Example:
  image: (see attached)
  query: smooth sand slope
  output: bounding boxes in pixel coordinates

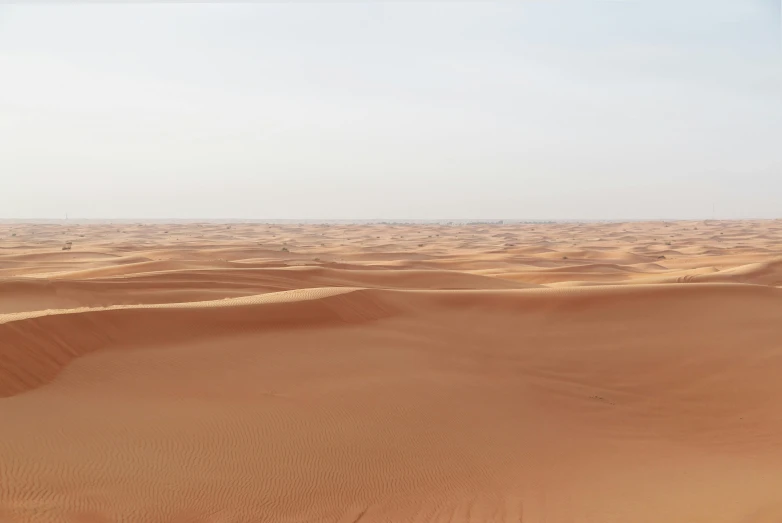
[2,220,782,523]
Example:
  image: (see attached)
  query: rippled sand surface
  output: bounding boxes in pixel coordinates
[2,220,782,523]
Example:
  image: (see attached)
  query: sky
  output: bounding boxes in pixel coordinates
[0,0,780,220]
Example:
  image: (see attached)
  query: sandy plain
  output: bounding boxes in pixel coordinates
[1,219,782,523]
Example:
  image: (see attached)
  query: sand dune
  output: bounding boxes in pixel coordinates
[2,220,782,522]
[0,267,533,314]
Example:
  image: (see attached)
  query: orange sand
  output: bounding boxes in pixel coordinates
[1,220,782,523]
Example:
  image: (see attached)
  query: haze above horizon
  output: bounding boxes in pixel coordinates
[1,1,780,220]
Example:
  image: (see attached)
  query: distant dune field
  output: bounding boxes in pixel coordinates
[2,220,782,523]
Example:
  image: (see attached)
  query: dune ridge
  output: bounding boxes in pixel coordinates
[3,282,777,398]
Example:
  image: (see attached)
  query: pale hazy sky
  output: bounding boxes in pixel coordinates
[1,1,780,220]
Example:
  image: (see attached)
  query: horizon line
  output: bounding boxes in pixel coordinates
[2,218,780,223]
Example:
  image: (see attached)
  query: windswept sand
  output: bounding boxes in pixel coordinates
[2,220,782,523]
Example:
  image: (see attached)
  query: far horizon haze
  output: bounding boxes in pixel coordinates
[1,1,780,220]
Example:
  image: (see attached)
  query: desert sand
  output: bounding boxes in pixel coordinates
[2,219,782,523]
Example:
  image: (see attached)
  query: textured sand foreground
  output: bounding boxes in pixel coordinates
[2,220,782,523]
